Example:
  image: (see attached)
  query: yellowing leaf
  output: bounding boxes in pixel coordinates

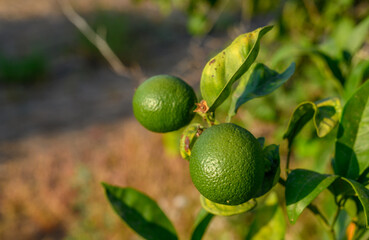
[200,26,273,112]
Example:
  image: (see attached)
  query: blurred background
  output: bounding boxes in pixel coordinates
[0,0,368,239]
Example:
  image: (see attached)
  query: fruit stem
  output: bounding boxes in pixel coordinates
[285,141,293,177]
[196,111,219,127]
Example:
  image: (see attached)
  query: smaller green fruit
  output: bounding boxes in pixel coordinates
[133,75,197,133]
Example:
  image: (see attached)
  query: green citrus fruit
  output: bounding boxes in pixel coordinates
[132,75,197,133]
[190,123,264,205]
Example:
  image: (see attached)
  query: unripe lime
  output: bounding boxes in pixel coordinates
[190,123,264,205]
[133,75,197,133]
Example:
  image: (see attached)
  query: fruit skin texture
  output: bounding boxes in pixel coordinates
[190,123,264,205]
[133,75,197,133]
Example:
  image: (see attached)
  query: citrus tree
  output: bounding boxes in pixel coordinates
[102,25,369,239]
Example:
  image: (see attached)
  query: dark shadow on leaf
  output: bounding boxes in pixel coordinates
[337,123,344,139]
[317,106,336,120]
[285,169,338,208]
[334,142,359,179]
[328,178,355,197]
[358,167,369,185]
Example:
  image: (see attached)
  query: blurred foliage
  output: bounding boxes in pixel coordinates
[77,11,181,66]
[77,12,146,65]
[0,51,47,85]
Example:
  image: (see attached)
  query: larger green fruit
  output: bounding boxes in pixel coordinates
[133,75,197,133]
[190,123,264,205]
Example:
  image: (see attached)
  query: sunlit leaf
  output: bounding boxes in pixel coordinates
[343,60,369,101]
[191,208,214,240]
[228,62,295,119]
[102,183,177,240]
[334,80,369,179]
[200,195,256,216]
[285,169,339,223]
[246,192,285,240]
[200,25,273,112]
[226,64,256,121]
[283,98,341,145]
[347,15,369,54]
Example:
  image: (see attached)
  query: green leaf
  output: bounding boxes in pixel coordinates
[343,198,367,230]
[328,177,356,199]
[343,60,369,101]
[226,64,256,121]
[257,137,265,148]
[228,62,295,119]
[344,198,359,220]
[102,183,178,240]
[269,44,301,68]
[245,192,285,240]
[358,167,369,186]
[200,195,256,216]
[340,178,369,228]
[200,25,273,112]
[179,123,204,160]
[285,169,339,223]
[283,97,341,145]
[346,15,369,54]
[312,50,345,85]
[334,80,369,179]
[254,144,281,198]
[191,208,214,240]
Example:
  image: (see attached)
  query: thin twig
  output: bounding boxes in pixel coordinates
[198,0,230,46]
[331,197,347,230]
[331,206,341,230]
[302,0,321,25]
[278,177,286,186]
[57,0,133,78]
[285,141,293,176]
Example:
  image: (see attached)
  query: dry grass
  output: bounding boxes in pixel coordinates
[0,118,203,239]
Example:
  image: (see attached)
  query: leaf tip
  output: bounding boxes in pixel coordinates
[290,62,296,70]
[262,25,274,32]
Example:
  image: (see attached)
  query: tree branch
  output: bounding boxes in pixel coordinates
[57,0,135,78]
